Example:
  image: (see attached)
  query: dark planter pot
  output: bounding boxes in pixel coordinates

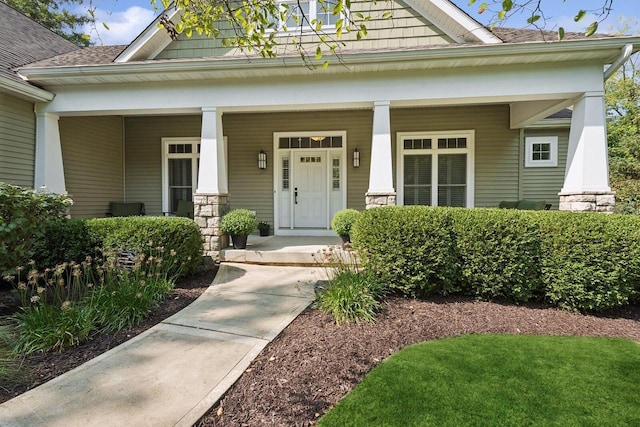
[259,226,270,237]
[231,234,248,249]
[340,235,350,248]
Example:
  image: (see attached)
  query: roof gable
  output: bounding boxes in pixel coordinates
[116,0,500,63]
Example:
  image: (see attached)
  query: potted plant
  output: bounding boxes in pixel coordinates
[257,221,270,236]
[220,209,257,249]
[330,209,361,246]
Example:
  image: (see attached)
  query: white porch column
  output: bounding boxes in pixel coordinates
[194,107,230,262]
[559,92,615,213]
[34,112,66,194]
[197,107,228,194]
[366,101,396,208]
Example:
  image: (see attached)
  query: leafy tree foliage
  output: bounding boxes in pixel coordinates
[2,0,91,46]
[468,0,615,38]
[606,51,640,213]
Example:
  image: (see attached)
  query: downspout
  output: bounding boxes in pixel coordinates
[604,43,633,81]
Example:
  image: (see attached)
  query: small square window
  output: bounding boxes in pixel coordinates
[525,136,558,167]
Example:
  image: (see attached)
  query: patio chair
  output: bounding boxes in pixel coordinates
[163,200,194,218]
[175,200,194,218]
[107,202,145,217]
[498,200,549,211]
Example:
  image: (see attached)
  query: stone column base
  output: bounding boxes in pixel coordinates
[194,193,230,263]
[365,192,396,209]
[558,191,615,213]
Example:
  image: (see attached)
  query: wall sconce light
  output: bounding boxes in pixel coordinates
[258,150,267,169]
[353,148,360,168]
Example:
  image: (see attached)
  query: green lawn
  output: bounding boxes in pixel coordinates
[319,334,640,427]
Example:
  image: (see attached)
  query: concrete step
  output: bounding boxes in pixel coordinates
[220,236,343,266]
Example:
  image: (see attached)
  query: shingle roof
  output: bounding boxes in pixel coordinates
[18,25,613,69]
[490,27,614,43]
[0,2,78,84]
[22,45,127,68]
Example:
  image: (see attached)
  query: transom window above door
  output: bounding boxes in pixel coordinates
[279,135,343,149]
[397,131,475,208]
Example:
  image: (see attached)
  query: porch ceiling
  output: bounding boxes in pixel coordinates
[18,37,640,87]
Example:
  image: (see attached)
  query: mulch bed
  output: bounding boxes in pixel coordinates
[197,296,640,427]
[0,268,216,404]
[2,273,638,426]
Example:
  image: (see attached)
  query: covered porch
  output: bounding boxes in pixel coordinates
[26,41,623,261]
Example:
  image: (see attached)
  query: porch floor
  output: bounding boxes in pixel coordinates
[220,236,342,265]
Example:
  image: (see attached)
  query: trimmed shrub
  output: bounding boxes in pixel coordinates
[330,209,361,236]
[0,183,72,275]
[220,209,257,236]
[451,208,543,301]
[351,206,460,297]
[31,219,97,269]
[86,216,203,277]
[352,206,640,312]
[531,212,640,312]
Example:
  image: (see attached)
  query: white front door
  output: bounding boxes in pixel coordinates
[293,151,327,228]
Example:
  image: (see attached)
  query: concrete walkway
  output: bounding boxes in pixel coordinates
[0,263,322,427]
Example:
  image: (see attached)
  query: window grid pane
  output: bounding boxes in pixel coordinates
[404,138,432,150]
[168,158,193,212]
[316,0,338,25]
[437,154,466,207]
[404,154,432,206]
[332,157,340,190]
[532,143,551,161]
[438,138,466,149]
[282,157,290,190]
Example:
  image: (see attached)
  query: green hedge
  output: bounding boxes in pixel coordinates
[31,219,97,269]
[86,217,203,277]
[452,209,543,302]
[531,211,640,311]
[351,206,460,297]
[351,206,640,312]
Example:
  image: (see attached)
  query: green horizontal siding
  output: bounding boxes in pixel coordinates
[521,128,569,209]
[156,0,452,60]
[124,116,202,216]
[0,93,35,187]
[60,116,124,218]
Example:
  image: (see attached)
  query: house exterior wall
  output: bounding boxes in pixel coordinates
[391,104,520,208]
[521,127,569,209]
[59,116,124,217]
[124,115,202,215]
[155,0,452,60]
[119,107,567,223]
[121,111,371,223]
[0,93,35,187]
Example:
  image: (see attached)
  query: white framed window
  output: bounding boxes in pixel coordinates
[162,138,200,214]
[275,0,342,32]
[397,131,475,208]
[525,136,558,167]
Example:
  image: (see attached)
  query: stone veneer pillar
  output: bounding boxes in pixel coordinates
[194,193,230,263]
[365,192,396,209]
[558,191,615,213]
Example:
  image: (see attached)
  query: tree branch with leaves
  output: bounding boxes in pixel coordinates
[468,0,615,39]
